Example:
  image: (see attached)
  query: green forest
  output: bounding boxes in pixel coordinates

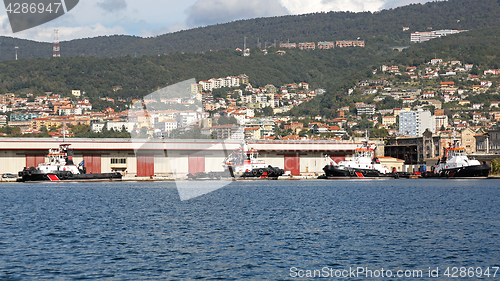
[1,0,500,61]
[0,42,396,112]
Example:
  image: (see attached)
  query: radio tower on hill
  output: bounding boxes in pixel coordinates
[53,29,60,57]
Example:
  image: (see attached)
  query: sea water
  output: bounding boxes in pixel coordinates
[1,179,499,280]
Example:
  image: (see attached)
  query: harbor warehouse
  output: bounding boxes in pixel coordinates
[0,139,359,177]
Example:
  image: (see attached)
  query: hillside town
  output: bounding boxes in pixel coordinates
[1,57,499,164]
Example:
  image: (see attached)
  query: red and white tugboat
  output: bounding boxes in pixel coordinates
[18,144,122,182]
[223,142,284,178]
[426,140,490,178]
[322,141,397,178]
[187,142,284,179]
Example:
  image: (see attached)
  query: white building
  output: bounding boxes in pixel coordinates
[91,122,106,132]
[399,110,435,137]
[200,81,213,92]
[411,29,467,43]
[209,78,224,89]
[356,103,376,116]
[176,111,207,128]
[107,121,134,133]
[0,115,7,126]
[155,119,178,132]
[58,107,83,116]
[72,90,81,97]
[432,115,449,131]
[76,101,92,111]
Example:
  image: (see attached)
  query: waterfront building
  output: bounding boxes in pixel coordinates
[0,138,360,177]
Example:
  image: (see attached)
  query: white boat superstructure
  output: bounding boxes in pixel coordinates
[325,141,389,175]
[433,145,481,174]
[223,142,270,176]
[36,144,81,175]
[427,140,490,178]
[187,142,284,179]
[18,143,122,182]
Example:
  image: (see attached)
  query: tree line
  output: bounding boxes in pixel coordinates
[1,0,500,61]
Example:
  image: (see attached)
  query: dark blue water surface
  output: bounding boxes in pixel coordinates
[1,179,500,280]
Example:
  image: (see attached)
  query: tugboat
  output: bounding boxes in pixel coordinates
[425,140,490,178]
[187,142,284,180]
[18,144,122,182]
[321,141,396,178]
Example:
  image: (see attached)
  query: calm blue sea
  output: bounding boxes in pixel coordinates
[1,179,499,280]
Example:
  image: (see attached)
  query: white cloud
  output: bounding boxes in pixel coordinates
[0,22,127,42]
[183,0,402,28]
[57,24,127,40]
[185,0,289,27]
[380,0,439,9]
[0,14,11,33]
[279,0,385,14]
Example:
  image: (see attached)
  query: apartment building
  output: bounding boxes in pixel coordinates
[336,40,365,47]
[317,42,335,49]
[298,43,316,50]
[399,110,435,137]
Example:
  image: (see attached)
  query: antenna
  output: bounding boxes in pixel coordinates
[53,29,60,57]
[15,46,18,60]
[243,36,250,57]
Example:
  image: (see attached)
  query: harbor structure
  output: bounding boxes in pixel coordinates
[0,138,360,177]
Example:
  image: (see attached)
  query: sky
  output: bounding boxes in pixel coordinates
[0,0,437,42]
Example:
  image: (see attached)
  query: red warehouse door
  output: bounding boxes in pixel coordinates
[137,154,154,177]
[26,154,45,168]
[188,155,205,175]
[284,154,300,176]
[83,155,101,174]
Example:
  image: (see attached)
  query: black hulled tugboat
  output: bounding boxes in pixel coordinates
[187,142,284,180]
[322,141,397,178]
[18,144,122,182]
[425,140,490,178]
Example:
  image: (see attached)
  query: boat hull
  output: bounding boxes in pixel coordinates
[426,164,490,178]
[323,165,395,178]
[187,166,285,180]
[18,170,122,182]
